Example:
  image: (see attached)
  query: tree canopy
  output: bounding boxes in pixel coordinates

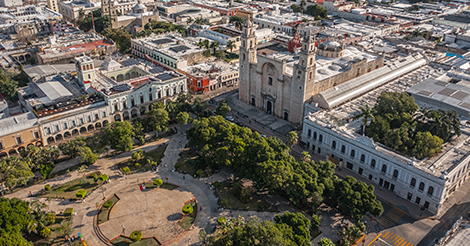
[363,92,460,159]
[305,5,327,20]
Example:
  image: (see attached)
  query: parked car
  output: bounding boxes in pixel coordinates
[225,116,234,122]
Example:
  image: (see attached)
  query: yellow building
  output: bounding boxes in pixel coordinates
[235,9,253,21]
[0,112,43,158]
[46,0,58,12]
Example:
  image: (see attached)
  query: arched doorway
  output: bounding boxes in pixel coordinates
[47,137,55,145]
[123,111,130,121]
[8,149,17,156]
[284,112,289,121]
[0,152,7,158]
[131,71,138,78]
[114,114,122,121]
[103,120,109,126]
[87,125,94,131]
[125,73,131,80]
[36,141,43,147]
[64,132,72,138]
[17,146,25,153]
[80,127,87,133]
[140,107,146,115]
[266,101,272,114]
[251,98,255,106]
[72,129,79,135]
[117,74,124,82]
[55,134,63,141]
[95,122,102,129]
[131,109,138,118]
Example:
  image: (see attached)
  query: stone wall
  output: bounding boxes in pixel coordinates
[182,51,208,66]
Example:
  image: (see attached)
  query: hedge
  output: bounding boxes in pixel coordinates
[103,200,114,208]
[153,178,163,186]
[64,208,73,217]
[100,174,108,182]
[44,184,51,191]
[76,189,86,199]
[130,231,142,242]
[182,204,193,215]
[122,166,130,174]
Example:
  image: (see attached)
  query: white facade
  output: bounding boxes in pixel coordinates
[0,0,21,7]
[302,115,470,214]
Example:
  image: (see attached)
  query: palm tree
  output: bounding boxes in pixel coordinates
[226,40,236,53]
[318,238,335,246]
[78,8,85,19]
[354,105,375,136]
[210,41,219,54]
[300,0,306,13]
[28,201,51,237]
[415,107,430,122]
[300,151,311,162]
[286,131,298,148]
[195,17,205,25]
[186,17,193,25]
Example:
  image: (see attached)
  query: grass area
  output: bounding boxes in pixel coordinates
[179,200,197,230]
[110,236,161,246]
[117,145,168,173]
[224,52,239,62]
[175,148,199,176]
[37,173,102,200]
[215,181,278,212]
[28,216,74,246]
[97,195,120,224]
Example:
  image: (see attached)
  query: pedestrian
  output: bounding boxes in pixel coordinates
[183,176,185,180]
[200,206,202,211]
[380,186,383,191]
[29,191,32,196]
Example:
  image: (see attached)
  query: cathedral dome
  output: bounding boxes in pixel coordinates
[132,2,147,14]
[101,58,121,71]
[324,41,340,48]
[317,40,345,58]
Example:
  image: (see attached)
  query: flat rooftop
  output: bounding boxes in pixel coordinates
[307,64,470,177]
[0,112,38,136]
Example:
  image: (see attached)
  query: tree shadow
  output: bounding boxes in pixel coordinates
[167,213,183,221]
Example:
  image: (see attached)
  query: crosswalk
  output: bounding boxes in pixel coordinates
[378,207,406,228]
[380,231,413,246]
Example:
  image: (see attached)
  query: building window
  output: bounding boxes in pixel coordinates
[313,132,317,140]
[419,182,425,192]
[63,123,68,129]
[268,77,273,85]
[381,164,387,173]
[427,186,434,196]
[318,147,321,154]
[131,99,135,107]
[0,142,3,150]
[360,154,365,163]
[319,134,323,143]
[197,81,201,87]
[350,149,355,158]
[34,132,40,139]
[393,170,398,179]
[332,141,336,150]
[45,127,51,134]
[79,118,83,124]
[95,114,99,120]
[16,136,22,144]
[149,93,153,101]
[341,145,345,154]
[102,112,106,117]
[346,162,353,170]
[307,129,311,137]
[140,96,144,104]
[371,159,376,169]
[407,192,412,201]
[72,120,76,127]
[415,196,421,205]
[87,116,91,122]
[54,125,59,132]
[410,178,416,187]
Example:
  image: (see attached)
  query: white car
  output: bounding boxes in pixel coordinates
[226,116,234,122]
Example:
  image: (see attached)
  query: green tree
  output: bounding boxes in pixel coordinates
[226,40,236,53]
[305,5,328,19]
[28,201,51,237]
[318,238,335,246]
[39,161,55,179]
[412,132,443,159]
[79,146,98,164]
[192,97,208,116]
[0,198,31,237]
[291,4,302,13]
[101,28,133,53]
[203,49,211,57]
[147,102,170,137]
[354,105,375,136]
[0,232,32,245]
[286,131,298,148]
[275,212,312,246]
[0,70,19,101]
[186,17,193,24]
[300,151,311,162]
[101,121,135,152]
[58,137,86,158]
[0,157,34,188]
[215,100,231,117]
[176,111,190,125]
[229,16,245,30]
[374,92,418,117]
[131,149,144,163]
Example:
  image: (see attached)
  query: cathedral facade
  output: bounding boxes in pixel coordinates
[238,21,385,125]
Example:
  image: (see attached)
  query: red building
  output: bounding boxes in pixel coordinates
[187,74,210,93]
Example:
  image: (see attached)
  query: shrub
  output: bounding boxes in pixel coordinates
[76,189,86,199]
[175,162,182,170]
[232,182,242,197]
[213,181,222,188]
[130,231,142,242]
[221,199,228,207]
[44,184,51,191]
[153,178,163,187]
[240,187,252,204]
[203,49,211,57]
[103,200,114,208]
[100,174,108,182]
[122,166,130,175]
[182,204,194,215]
[135,163,141,168]
[40,227,51,238]
[196,169,205,178]
[91,173,98,182]
[217,217,227,225]
[47,213,56,223]
[64,208,73,217]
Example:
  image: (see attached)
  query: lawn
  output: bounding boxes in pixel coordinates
[28,216,74,246]
[215,181,278,212]
[175,148,199,175]
[110,236,161,246]
[145,182,179,191]
[97,195,120,224]
[37,173,102,200]
[118,145,167,173]
[179,200,197,230]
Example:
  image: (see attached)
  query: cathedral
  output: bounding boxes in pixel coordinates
[238,20,385,125]
[101,0,159,35]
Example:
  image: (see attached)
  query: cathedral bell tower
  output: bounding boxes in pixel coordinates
[238,18,257,106]
[291,29,317,123]
[101,0,108,17]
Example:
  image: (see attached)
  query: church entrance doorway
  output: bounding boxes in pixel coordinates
[267,101,272,114]
[251,98,256,106]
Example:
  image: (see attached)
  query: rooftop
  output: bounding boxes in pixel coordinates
[0,112,38,136]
